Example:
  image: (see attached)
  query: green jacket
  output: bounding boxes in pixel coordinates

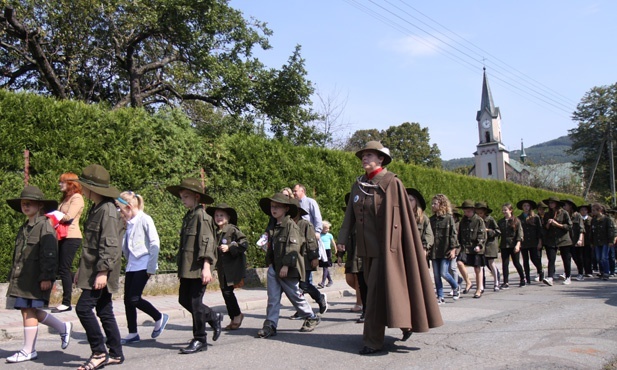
[177,205,216,279]
[429,214,459,259]
[482,215,501,258]
[458,214,487,255]
[78,199,125,293]
[214,224,247,286]
[543,209,572,247]
[297,219,319,272]
[266,215,305,281]
[591,214,616,246]
[518,213,543,249]
[569,212,585,247]
[7,216,58,301]
[418,213,434,252]
[498,218,523,249]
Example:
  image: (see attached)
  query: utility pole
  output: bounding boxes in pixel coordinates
[609,119,616,207]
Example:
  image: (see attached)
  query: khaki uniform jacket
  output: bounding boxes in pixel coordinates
[177,205,216,279]
[543,209,572,247]
[214,224,247,286]
[483,215,501,258]
[582,215,592,246]
[297,219,319,273]
[77,199,124,293]
[569,212,585,247]
[591,214,616,246]
[338,169,443,331]
[7,216,58,301]
[458,214,487,255]
[518,214,543,249]
[266,215,305,281]
[417,214,434,252]
[498,218,523,249]
[428,214,459,259]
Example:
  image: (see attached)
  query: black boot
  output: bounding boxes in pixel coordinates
[209,312,223,341]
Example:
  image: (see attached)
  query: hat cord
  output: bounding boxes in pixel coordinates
[79,176,109,188]
[355,176,378,196]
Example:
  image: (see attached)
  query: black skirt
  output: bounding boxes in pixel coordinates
[464,254,486,267]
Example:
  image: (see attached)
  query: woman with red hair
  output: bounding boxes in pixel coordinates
[53,172,84,312]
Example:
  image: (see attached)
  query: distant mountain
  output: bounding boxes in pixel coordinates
[442,135,581,170]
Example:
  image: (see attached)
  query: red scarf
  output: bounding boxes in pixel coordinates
[367,167,383,180]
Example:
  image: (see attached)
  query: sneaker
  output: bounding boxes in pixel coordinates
[519,280,526,287]
[121,334,141,344]
[533,276,540,282]
[543,277,554,286]
[575,274,584,281]
[563,277,571,285]
[437,297,445,305]
[610,274,615,277]
[257,324,277,338]
[500,283,510,289]
[557,274,566,280]
[289,312,302,320]
[493,285,500,292]
[326,281,333,287]
[51,304,72,313]
[318,294,328,314]
[453,289,460,300]
[300,315,321,332]
[152,313,169,338]
[61,322,72,349]
[356,313,365,323]
[6,350,38,363]
[317,283,325,289]
[603,273,610,281]
[584,274,594,278]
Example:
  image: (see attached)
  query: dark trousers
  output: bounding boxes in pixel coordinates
[545,246,558,278]
[179,278,214,342]
[501,248,524,284]
[220,274,241,319]
[521,248,543,282]
[76,287,122,357]
[300,270,322,303]
[357,271,367,315]
[572,247,592,275]
[124,270,162,333]
[58,238,81,306]
[610,246,616,275]
[559,246,572,278]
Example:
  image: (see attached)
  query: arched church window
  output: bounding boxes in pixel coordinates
[488,163,493,175]
[485,131,491,143]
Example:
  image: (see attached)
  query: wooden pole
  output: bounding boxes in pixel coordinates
[24,149,30,186]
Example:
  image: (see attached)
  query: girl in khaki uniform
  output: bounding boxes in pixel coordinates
[6,186,72,363]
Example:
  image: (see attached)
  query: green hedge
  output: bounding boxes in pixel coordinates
[0,90,584,282]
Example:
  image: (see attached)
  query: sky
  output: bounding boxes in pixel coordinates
[230,0,617,160]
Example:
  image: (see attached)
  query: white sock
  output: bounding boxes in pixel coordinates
[125,332,139,339]
[154,318,163,331]
[38,310,66,333]
[23,326,38,353]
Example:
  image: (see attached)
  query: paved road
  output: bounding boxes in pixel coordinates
[1,273,616,369]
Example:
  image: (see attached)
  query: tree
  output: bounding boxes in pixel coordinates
[0,0,321,142]
[343,129,382,152]
[311,86,354,149]
[568,83,617,196]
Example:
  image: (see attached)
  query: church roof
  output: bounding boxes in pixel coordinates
[476,68,500,121]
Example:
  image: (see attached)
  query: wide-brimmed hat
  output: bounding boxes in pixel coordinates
[355,141,392,166]
[577,204,591,212]
[460,199,475,209]
[406,188,426,210]
[6,186,58,213]
[562,198,578,210]
[474,201,492,214]
[166,178,214,204]
[542,196,564,207]
[77,164,121,199]
[292,198,309,217]
[452,207,462,218]
[537,201,548,209]
[516,199,537,211]
[259,192,298,218]
[206,203,238,225]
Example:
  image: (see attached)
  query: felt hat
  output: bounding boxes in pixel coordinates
[292,198,309,217]
[206,203,238,225]
[355,141,392,166]
[459,199,475,209]
[405,188,426,210]
[166,178,214,204]
[259,192,298,218]
[577,203,591,213]
[537,201,548,209]
[562,198,578,210]
[542,196,564,207]
[516,199,537,211]
[6,186,58,213]
[452,207,462,218]
[474,201,492,214]
[77,164,121,199]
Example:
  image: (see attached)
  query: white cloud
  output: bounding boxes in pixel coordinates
[382,35,442,57]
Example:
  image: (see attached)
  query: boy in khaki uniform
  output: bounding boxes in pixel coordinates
[167,178,222,354]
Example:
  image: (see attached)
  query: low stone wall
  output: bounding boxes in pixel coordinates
[2,266,347,308]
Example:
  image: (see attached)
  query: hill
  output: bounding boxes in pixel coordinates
[442,135,581,170]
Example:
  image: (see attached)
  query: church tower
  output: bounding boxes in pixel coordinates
[473,68,510,180]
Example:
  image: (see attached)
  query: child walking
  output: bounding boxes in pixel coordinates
[167,178,222,354]
[318,220,336,288]
[206,203,248,330]
[257,192,321,338]
[5,186,72,363]
[116,191,169,344]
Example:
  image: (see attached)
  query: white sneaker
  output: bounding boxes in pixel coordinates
[533,276,540,282]
[575,274,584,281]
[448,289,454,297]
[543,277,554,286]
[7,350,38,363]
[558,274,566,280]
[563,277,571,285]
[61,322,72,349]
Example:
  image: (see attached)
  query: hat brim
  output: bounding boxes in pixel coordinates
[166,185,214,204]
[405,188,426,210]
[542,198,564,207]
[563,200,577,210]
[475,206,492,214]
[206,206,238,225]
[79,180,121,199]
[259,197,298,218]
[577,204,591,212]
[516,200,537,210]
[355,149,392,166]
[6,199,58,214]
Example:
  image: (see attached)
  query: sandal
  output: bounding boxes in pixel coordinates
[463,283,474,294]
[473,291,483,299]
[106,355,125,366]
[77,352,108,370]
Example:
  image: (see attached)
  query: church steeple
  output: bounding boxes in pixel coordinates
[520,139,527,163]
[476,67,500,121]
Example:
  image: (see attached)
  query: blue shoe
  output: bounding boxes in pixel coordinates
[152,314,169,339]
[120,334,140,344]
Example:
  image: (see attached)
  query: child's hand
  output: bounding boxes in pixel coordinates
[311,259,319,269]
[219,244,229,253]
[94,272,108,290]
[201,268,212,285]
[73,269,79,285]
[279,266,289,278]
[40,280,52,291]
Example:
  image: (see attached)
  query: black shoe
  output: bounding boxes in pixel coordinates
[210,312,223,341]
[356,313,365,324]
[359,346,381,355]
[180,339,207,354]
[401,329,412,342]
[318,294,328,314]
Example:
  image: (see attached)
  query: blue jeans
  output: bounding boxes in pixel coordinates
[595,245,610,275]
[610,246,616,274]
[432,258,458,298]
